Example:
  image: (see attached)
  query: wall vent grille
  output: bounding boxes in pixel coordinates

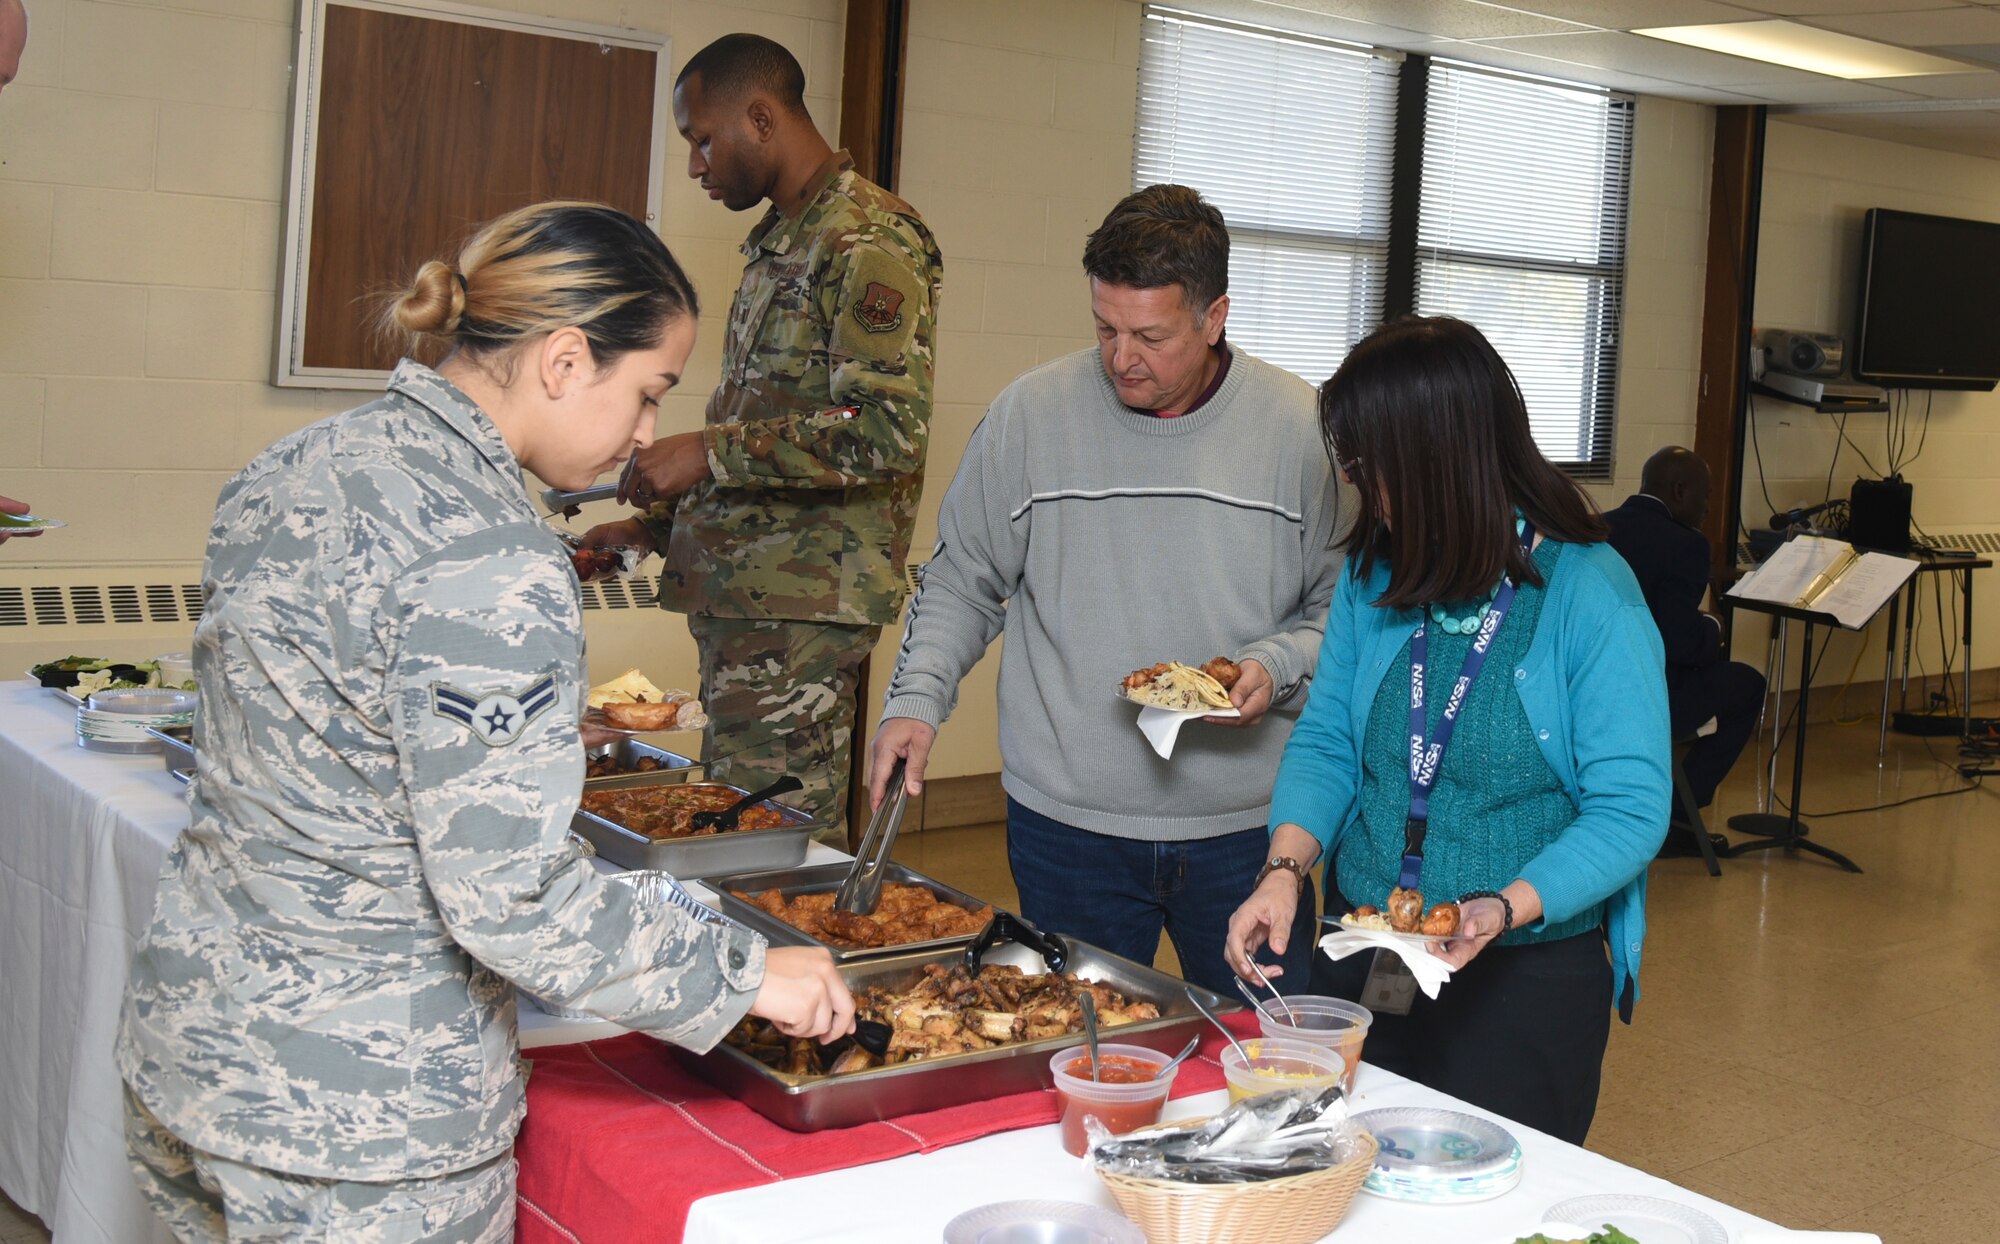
[0,572,673,628]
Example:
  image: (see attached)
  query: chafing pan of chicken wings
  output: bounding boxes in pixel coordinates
[670,924,1236,1132]
[706,863,997,962]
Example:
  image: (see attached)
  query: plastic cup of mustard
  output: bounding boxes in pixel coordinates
[1219,1036,1346,1104]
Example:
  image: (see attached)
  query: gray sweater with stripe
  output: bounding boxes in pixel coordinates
[882,348,1344,841]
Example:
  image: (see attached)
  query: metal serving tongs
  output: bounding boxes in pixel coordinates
[834,758,909,916]
[541,482,620,520]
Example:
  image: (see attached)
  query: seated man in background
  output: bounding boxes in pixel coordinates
[1605,446,1765,854]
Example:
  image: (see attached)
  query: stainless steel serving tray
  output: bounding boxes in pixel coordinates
[672,934,1237,1132]
[705,862,998,963]
[144,723,195,775]
[569,774,817,878]
[584,737,698,788]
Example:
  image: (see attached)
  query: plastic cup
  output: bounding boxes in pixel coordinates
[1219,1036,1346,1105]
[1254,995,1372,1093]
[1048,1043,1176,1157]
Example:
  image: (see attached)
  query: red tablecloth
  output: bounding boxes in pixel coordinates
[514,1009,1264,1243]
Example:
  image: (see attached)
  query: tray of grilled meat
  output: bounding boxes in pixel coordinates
[569,773,817,877]
[143,724,196,781]
[705,862,998,962]
[584,738,698,787]
[674,912,1237,1132]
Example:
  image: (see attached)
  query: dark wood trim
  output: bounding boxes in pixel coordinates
[1383,54,1429,321]
[838,0,910,191]
[1696,106,1766,596]
[840,0,910,845]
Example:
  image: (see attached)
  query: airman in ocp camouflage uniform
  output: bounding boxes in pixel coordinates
[615,39,941,847]
[116,362,769,1241]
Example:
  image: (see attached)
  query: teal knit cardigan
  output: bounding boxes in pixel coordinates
[1268,540,1671,1020]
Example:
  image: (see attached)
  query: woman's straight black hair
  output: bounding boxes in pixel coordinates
[1320,315,1608,610]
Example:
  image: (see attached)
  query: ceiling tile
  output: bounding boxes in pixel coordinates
[1257,0,1590,39]
[1189,0,1458,47]
[1729,75,1929,97]
[1746,0,1981,14]
[1424,35,1765,98]
[1870,67,2000,92]
[1473,28,1840,83]
[1808,6,2000,42]
[1782,112,2000,158]
[1488,0,1764,26]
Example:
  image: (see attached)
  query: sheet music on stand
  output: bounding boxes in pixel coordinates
[1728,534,1918,629]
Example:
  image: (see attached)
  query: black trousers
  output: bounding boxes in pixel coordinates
[1312,884,1613,1144]
[1669,659,1766,808]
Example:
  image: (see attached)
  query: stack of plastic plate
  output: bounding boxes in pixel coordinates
[77,689,196,755]
[1355,1107,1523,1203]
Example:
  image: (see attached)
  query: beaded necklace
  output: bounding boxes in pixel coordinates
[1424,517,1529,635]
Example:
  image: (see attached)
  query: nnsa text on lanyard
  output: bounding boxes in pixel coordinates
[1400,520,1538,890]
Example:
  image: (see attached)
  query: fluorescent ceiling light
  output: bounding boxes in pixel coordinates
[1635,20,1971,80]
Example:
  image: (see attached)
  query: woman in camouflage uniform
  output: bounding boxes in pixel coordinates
[116,203,853,1243]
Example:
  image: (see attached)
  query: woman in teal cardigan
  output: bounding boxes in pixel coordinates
[1224,317,1670,1143]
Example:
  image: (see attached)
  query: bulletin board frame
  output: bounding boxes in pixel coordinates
[273,0,673,389]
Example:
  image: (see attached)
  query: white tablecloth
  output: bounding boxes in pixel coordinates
[1,677,1790,1244]
[0,681,182,1244]
[0,677,841,1242]
[684,1070,1787,1244]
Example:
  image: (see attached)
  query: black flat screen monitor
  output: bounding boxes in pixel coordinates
[1855,208,2000,391]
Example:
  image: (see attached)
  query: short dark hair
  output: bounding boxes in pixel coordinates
[676,34,809,118]
[1082,184,1229,312]
[1322,316,1609,610]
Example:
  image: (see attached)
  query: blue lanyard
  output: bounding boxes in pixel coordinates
[1400,521,1537,889]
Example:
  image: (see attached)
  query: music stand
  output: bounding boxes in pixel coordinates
[1722,596,1878,873]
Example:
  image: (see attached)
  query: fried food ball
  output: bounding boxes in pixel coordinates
[1200,657,1242,690]
[1351,904,1381,919]
[1386,886,1425,933]
[1419,903,1461,937]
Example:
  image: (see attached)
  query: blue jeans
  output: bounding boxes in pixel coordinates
[1005,798,1317,997]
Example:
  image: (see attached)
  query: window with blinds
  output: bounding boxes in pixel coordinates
[1134,8,1398,386]
[1131,11,1635,479]
[1416,61,1634,479]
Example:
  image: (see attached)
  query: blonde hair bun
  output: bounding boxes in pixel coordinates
[390,259,466,338]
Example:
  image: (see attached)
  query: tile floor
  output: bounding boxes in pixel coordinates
[4,705,1992,1241]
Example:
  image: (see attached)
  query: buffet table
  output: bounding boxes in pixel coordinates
[0,678,1795,1243]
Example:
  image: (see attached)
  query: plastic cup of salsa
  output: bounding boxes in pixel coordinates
[1048,1043,1176,1157]
[1220,1036,1345,1104]
[1255,995,1372,1093]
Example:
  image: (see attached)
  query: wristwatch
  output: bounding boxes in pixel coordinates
[1255,855,1311,889]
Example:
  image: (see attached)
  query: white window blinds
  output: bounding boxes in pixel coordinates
[1416,61,1634,479]
[1134,7,1398,386]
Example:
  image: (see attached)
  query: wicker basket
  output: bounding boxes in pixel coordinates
[1096,1127,1379,1244]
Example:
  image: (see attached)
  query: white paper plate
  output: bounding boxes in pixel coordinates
[943,1200,1145,1244]
[1330,916,1452,949]
[1543,1194,1730,1244]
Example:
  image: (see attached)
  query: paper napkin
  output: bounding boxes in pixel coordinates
[1134,703,1239,759]
[1317,927,1455,999]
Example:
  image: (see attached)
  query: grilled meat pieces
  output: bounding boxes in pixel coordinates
[734,882,992,950]
[725,963,1162,1076]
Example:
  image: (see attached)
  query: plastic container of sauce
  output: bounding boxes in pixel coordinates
[1048,1044,1175,1157]
[1219,1036,1345,1104]
[1255,995,1372,1093]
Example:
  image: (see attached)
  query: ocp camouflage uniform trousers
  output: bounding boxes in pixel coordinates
[125,1090,514,1244]
[691,615,878,847]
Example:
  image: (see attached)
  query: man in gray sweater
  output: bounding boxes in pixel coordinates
[868,186,1343,993]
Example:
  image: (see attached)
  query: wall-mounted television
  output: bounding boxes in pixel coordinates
[1855,208,2000,391]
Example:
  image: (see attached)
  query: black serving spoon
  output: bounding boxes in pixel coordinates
[688,775,804,833]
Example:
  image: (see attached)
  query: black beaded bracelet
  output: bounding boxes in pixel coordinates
[1458,889,1513,934]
